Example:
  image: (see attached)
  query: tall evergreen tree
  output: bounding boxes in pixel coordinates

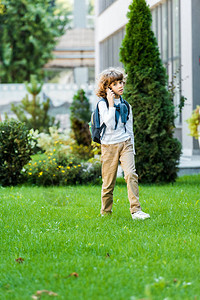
[120,0,181,183]
[11,75,58,133]
[70,89,91,146]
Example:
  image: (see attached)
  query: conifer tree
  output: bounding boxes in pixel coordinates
[120,0,181,183]
[70,89,91,146]
[11,75,58,133]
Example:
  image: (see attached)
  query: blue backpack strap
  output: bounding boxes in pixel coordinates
[95,98,108,139]
[119,96,130,132]
[95,98,108,126]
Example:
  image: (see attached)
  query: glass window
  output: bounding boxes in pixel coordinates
[172,0,180,58]
[167,0,172,80]
[151,0,181,124]
[172,0,181,124]
[151,10,157,36]
[98,0,117,14]
[99,28,124,71]
[157,5,162,53]
[162,2,168,63]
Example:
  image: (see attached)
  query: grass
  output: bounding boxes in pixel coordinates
[0,174,200,300]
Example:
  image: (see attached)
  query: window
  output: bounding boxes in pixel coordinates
[100,28,125,71]
[98,0,117,15]
[162,2,168,63]
[151,0,181,124]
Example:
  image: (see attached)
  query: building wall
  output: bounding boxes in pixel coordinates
[95,0,200,155]
[45,28,95,68]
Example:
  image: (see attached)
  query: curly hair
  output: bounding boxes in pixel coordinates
[95,67,127,98]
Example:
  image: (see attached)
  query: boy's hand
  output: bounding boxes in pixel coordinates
[106,88,114,107]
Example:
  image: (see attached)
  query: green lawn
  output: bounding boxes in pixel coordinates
[0,175,200,300]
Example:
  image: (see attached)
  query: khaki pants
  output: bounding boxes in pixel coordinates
[101,138,141,215]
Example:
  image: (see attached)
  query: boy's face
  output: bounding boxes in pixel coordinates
[109,80,124,97]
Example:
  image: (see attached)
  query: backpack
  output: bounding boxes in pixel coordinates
[89,97,130,144]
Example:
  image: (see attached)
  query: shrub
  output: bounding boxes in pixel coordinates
[120,0,182,183]
[0,120,33,186]
[24,127,101,186]
[186,105,200,139]
[70,89,92,147]
[34,127,95,161]
[23,153,101,186]
[34,127,71,158]
[81,158,102,185]
[11,75,59,133]
[69,141,94,160]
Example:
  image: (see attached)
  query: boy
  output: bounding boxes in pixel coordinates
[95,67,150,220]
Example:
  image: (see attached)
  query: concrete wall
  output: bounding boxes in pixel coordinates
[0,83,96,130]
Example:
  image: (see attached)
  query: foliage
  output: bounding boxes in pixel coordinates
[56,0,73,12]
[120,0,182,183]
[91,141,101,156]
[23,152,101,186]
[0,0,6,14]
[0,0,69,83]
[0,120,34,186]
[186,105,200,139]
[69,141,94,160]
[0,174,200,299]
[22,127,101,185]
[81,157,102,183]
[70,89,92,147]
[33,126,97,161]
[34,126,70,154]
[11,75,58,133]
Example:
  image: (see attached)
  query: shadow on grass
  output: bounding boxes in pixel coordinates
[42,190,70,207]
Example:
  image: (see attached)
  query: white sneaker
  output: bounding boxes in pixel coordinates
[132,211,150,220]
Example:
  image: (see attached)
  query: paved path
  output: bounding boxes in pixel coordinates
[178,155,200,176]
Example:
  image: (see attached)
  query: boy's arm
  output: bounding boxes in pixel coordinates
[98,100,116,129]
[126,105,136,154]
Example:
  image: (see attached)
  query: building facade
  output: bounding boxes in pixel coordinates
[95,0,200,156]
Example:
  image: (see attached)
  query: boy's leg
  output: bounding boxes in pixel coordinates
[101,144,120,214]
[119,139,141,214]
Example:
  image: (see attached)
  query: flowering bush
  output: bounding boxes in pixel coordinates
[33,127,71,154]
[33,127,96,160]
[69,141,94,160]
[91,141,101,156]
[187,105,200,139]
[23,152,101,186]
[24,127,102,186]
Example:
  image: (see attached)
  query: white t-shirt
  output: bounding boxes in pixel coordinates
[98,98,135,154]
